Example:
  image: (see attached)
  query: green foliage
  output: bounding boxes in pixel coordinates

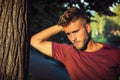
[93,36,106,43]
[91,4,120,47]
[91,13,106,38]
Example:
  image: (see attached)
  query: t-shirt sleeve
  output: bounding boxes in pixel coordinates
[52,42,68,62]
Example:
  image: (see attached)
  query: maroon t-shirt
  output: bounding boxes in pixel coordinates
[52,42,120,80]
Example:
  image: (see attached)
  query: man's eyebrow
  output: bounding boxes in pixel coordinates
[65,28,80,35]
[72,29,80,33]
[66,32,70,35]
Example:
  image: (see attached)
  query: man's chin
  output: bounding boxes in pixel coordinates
[75,46,83,50]
[74,45,86,50]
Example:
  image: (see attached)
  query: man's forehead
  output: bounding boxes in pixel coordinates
[63,20,82,33]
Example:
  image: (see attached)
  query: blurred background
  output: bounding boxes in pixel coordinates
[28,0,120,80]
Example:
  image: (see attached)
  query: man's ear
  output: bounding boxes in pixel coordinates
[85,23,91,33]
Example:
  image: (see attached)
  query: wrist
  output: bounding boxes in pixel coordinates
[57,25,64,31]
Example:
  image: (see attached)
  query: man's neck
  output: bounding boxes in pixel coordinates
[85,39,103,52]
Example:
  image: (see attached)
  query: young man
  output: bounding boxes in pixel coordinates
[31,7,120,80]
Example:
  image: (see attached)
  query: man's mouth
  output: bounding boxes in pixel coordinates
[74,41,81,46]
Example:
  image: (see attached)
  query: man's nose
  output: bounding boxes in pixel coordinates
[70,33,76,42]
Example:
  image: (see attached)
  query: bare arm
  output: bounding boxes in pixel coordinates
[30,25,63,57]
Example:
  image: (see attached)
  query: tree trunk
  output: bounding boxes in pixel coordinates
[0,0,29,80]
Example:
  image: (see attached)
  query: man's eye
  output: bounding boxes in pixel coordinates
[66,33,70,35]
[73,30,79,33]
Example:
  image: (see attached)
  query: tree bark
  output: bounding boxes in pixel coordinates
[0,0,29,80]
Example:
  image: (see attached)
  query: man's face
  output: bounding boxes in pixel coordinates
[63,19,90,50]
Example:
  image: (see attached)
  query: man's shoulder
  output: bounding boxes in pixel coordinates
[52,42,74,48]
[103,43,120,51]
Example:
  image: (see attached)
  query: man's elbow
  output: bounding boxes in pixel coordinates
[30,36,39,47]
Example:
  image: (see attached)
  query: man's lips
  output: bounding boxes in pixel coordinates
[73,41,81,46]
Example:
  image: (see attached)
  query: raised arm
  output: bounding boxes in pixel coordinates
[30,25,63,57]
